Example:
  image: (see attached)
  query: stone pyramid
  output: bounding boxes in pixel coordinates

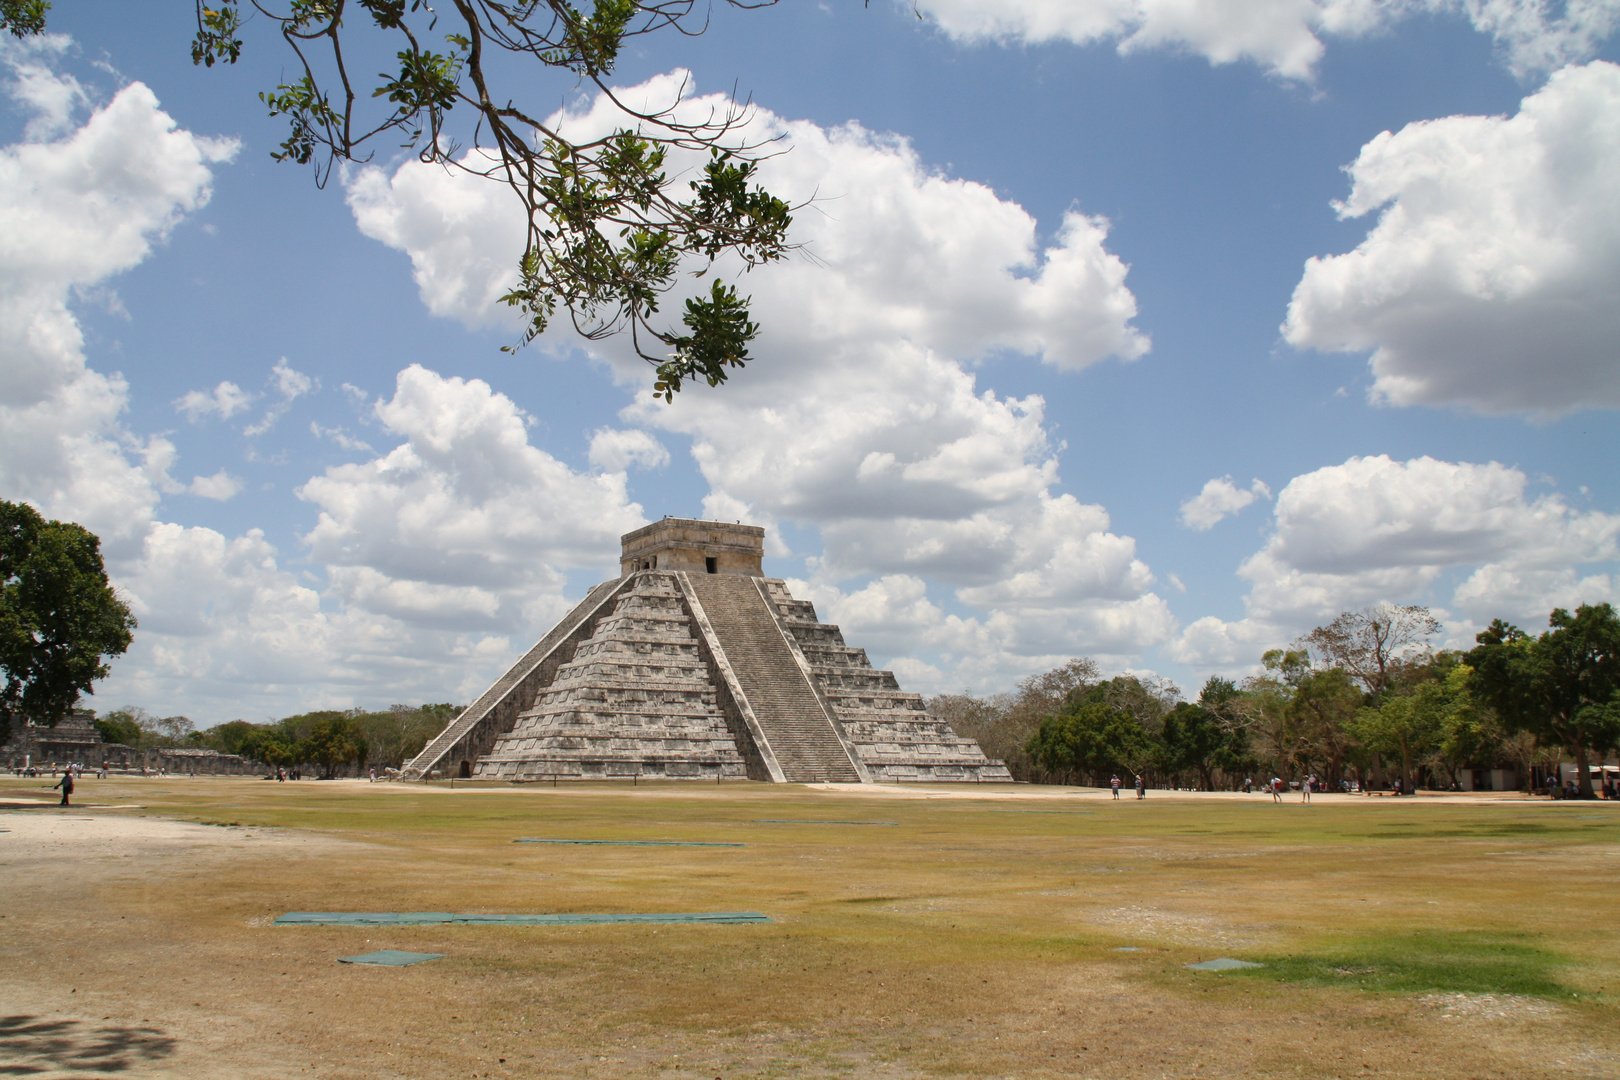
[405,520,1010,783]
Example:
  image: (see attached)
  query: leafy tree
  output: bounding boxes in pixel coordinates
[1469,605,1620,798]
[206,719,263,756]
[1024,674,1173,785]
[1236,650,1309,777]
[148,715,197,746]
[0,0,48,37]
[7,1,793,400]
[1289,667,1363,787]
[1027,701,1154,787]
[301,714,368,778]
[931,658,1101,781]
[1410,653,1502,786]
[233,726,294,767]
[1304,604,1440,697]
[1261,648,1311,687]
[1350,677,1448,792]
[0,501,136,737]
[351,703,460,768]
[94,707,147,748]
[1196,676,1260,787]
[1095,673,1180,732]
[1198,675,1241,714]
[1159,703,1226,790]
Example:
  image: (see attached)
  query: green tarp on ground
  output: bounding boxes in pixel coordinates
[277,911,771,926]
[338,949,445,966]
[1185,958,1263,970]
[514,838,744,847]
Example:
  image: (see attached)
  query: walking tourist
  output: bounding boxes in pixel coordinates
[1270,777,1283,803]
[1302,775,1314,803]
[1110,776,1121,799]
[54,769,74,806]
[1134,775,1145,800]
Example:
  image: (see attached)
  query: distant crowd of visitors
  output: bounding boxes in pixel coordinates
[1098,771,1617,801]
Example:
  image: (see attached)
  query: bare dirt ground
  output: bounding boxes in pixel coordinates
[1,777,1615,1080]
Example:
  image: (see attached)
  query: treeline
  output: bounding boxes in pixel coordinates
[931,602,1620,798]
[94,704,460,777]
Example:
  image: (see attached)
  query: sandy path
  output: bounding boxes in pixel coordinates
[799,782,1550,805]
[0,808,367,1080]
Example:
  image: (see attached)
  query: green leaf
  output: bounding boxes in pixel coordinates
[0,0,50,39]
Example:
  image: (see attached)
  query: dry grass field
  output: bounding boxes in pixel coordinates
[1,776,1616,1079]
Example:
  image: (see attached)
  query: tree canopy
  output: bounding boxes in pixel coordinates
[1304,603,1440,697]
[0,501,136,733]
[933,598,1611,798]
[7,0,793,400]
[1468,605,1620,798]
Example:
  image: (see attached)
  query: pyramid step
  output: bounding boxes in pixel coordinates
[682,574,861,783]
[475,571,747,782]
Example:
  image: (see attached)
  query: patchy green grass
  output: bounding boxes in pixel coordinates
[1237,931,1572,999]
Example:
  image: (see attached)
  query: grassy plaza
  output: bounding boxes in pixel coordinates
[1,776,1616,1079]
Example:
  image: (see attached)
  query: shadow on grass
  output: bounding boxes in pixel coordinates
[1230,931,1571,999]
[0,1014,177,1075]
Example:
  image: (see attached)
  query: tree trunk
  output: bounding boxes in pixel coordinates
[1575,742,1593,798]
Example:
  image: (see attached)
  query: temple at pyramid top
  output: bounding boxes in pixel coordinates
[620,518,764,577]
[405,520,1010,785]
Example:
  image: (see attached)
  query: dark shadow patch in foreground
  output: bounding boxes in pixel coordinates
[0,1014,177,1075]
[1221,931,1572,999]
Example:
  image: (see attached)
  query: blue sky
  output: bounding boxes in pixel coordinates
[3,0,1618,723]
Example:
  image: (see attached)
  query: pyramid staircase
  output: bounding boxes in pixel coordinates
[681,573,863,783]
[762,580,1013,782]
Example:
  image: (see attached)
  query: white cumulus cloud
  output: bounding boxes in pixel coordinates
[909,0,1620,80]
[1179,476,1271,530]
[0,64,236,550]
[175,380,254,422]
[1,34,91,139]
[187,469,243,501]
[244,358,316,436]
[1285,61,1620,416]
[347,71,1165,691]
[1171,454,1620,666]
[589,428,670,472]
[298,365,647,630]
[347,70,1149,374]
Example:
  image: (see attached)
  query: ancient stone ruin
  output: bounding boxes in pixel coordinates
[406,519,1010,783]
[1,710,260,775]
